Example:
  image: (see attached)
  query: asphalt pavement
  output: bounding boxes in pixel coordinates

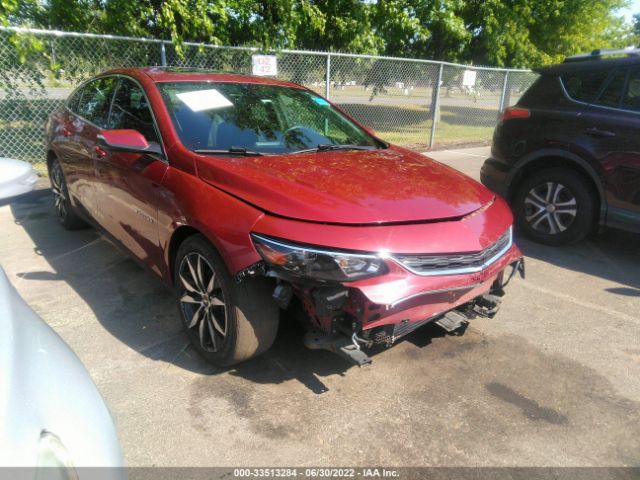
[0,146,638,467]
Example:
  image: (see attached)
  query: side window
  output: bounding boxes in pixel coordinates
[76,77,116,127]
[623,68,640,111]
[108,78,159,143]
[66,87,83,113]
[595,69,626,108]
[561,69,610,103]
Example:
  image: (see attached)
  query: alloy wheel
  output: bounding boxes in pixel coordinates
[178,252,227,352]
[524,181,577,235]
[51,163,68,221]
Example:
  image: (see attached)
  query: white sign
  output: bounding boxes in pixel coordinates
[176,89,233,112]
[462,70,477,87]
[252,55,278,76]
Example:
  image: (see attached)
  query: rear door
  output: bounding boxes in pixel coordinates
[97,76,168,274]
[600,66,640,231]
[562,66,640,231]
[49,87,84,184]
[561,66,619,162]
[64,76,117,222]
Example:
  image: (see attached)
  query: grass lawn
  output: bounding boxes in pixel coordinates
[378,122,494,150]
[339,101,497,150]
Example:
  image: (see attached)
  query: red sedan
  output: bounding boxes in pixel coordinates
[45,68,523,366]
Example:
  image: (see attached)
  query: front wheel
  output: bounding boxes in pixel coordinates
[513,168,596,246]
[174,235,279,367]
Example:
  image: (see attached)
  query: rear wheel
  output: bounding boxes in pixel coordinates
[513,168,596,245]
[175,235,279,367]
[49,158,87,230]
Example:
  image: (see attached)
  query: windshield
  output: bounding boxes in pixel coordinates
[157,82,382,154]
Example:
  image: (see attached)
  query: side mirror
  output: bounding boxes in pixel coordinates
[97,129,163,156]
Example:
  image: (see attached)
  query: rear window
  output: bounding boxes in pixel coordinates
[516,75,556,107]
[66,88,83,112]
[623,67,640,110]
[75,77,117,127]
[561,69,610,103]
[595,69,626,108]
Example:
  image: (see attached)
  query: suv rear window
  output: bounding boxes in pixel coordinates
[623,67,640,110]
[561,69,610,103]
[595,69,626,108]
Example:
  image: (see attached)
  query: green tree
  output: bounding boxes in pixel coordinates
[3,0,638,67]
[462,0,631,67]
[371,0,470,61]
[293,0,381,54]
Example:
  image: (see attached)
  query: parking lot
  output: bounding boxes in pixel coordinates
[1,146,639,467]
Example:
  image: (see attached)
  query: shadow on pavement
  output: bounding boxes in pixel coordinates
[516,229,640,291]
[6,188,454,393]
[11,188,637,394]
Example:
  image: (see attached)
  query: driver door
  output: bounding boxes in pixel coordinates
[96,77,169,275]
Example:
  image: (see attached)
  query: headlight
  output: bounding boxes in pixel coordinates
[35,431,78,480]
[251,234,387,282]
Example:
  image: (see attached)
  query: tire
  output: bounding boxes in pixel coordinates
[174,234,279,367]
[49,158,87,230]
[513,167,596,246]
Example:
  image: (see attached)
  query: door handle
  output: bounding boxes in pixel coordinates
[94,146,108,158]
[585,127,616,138]
[62,127,73,137]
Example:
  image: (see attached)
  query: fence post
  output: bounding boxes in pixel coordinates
[160,41,167,66]
[50,37,56,68]
[325,53,331,99]
[429,63,443,149]
[499,71,509,112]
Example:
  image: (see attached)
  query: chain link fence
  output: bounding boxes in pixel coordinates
[0,26,537,172]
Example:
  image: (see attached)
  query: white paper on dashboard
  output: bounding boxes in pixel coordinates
[176,89,234,112]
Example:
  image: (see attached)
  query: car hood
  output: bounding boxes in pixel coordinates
[196,146,494,224]
[0,157,33,185]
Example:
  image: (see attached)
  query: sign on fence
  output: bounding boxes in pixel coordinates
[252,55,278,76]
[462,70,477,87]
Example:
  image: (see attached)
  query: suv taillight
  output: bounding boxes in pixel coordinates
[500,107,530,122]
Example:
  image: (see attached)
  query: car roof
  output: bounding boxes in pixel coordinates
[535,55,640,75]
[104,67,305,89]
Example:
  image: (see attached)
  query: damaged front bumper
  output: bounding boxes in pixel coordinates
[259,242,524,366]
[300,249,523,365]
[247,200,525,366]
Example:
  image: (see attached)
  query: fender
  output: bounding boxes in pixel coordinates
[506,148,607,225]
[157,166,266,287]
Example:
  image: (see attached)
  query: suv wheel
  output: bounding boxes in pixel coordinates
[174,235,279,367]
[49,158,87,230]
[513,168,596,246]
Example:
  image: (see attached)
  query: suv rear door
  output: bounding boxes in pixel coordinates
[561,65,640,231]
[601,66,640,231]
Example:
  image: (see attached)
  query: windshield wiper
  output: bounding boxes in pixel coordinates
[194,147,267,156]
[291,144,376,154]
